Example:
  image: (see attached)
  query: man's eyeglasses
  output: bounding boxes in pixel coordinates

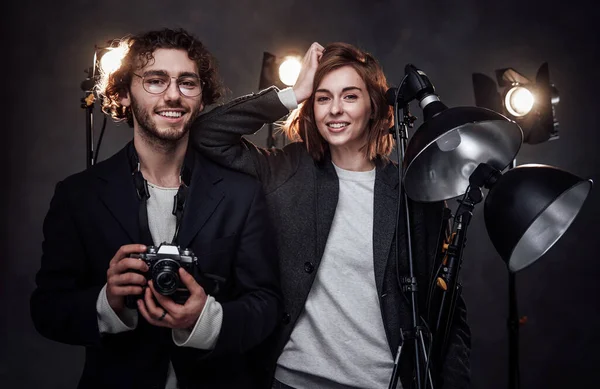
[133,73,204,97]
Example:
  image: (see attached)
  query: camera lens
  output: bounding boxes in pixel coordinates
[152,259,180,295]
[156,272,177,292]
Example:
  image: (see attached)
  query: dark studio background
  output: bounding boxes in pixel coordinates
[2,0,599,388]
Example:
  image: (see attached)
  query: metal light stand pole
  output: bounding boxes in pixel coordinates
[81,65,96,169]
[434,186,481,360]
[387,94,434,389]
[506,159,522,389]
[266,123,276,148]
[508,270,521,389]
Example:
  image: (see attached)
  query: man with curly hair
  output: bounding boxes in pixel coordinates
[30,28,281,389]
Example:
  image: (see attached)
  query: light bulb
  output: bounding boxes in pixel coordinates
[278,56,302,86]
[505,86,534,117]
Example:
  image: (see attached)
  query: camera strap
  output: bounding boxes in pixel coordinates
[132,161,154,246]
[128,142,193,246]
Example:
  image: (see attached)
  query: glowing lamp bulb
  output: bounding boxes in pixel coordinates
[505,86,535,117]
[278,56,302,86]
[99,46,127,75]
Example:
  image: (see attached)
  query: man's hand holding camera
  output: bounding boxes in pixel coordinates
[137,267,207,330]
[106,244,149,314]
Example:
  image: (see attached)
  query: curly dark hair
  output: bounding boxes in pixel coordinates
[282,42,394,162]
[98,28,224,127]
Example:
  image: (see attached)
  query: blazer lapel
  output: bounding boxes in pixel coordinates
[176,154,225,249]
[97,147,142,244]
[314,159,339,268]
[374,161,413,354]
[373,161,400,295]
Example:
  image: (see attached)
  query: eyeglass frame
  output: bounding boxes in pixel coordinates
[132,71,205,97]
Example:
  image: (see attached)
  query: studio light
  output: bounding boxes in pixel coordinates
[473,63,560,144]
[258,51,302,90]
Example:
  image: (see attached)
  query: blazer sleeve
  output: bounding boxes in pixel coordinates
[209,181,282,357]
[190,87,301,193]
[30,180,104,347]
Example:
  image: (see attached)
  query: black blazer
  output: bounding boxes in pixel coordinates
[191,88,471,389]
[30,144,281,389]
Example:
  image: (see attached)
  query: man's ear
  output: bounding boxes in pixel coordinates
[120,90,131,107]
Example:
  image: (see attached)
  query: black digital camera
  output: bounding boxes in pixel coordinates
[125,243,222,308]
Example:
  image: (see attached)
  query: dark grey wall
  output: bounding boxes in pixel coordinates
[3,1,599,388]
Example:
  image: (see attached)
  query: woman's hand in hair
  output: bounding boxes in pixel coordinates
[292,42,324,104]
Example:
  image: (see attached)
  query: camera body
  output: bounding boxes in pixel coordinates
[126,243,199,307]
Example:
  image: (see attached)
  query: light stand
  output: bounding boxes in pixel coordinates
[80,44,118,169]
[387,69,435,389]
[387,63,525,388]
[472,161,591,389]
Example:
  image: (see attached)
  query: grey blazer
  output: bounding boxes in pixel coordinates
[191,87,470,389]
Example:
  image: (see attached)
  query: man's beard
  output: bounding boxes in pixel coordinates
[131,96,201,149]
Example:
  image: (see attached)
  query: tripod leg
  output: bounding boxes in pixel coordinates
[388,331,405,389]
[418,330,435,389]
